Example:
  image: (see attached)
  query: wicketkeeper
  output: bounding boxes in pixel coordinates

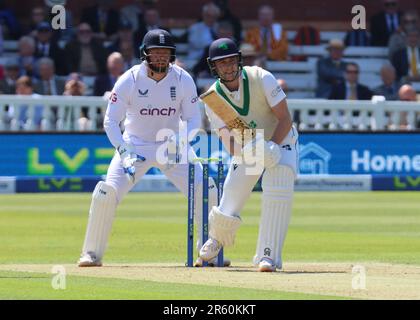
[78,30,229,267]
[199,38,299,272]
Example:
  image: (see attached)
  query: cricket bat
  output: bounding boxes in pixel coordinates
[200,89,252,134]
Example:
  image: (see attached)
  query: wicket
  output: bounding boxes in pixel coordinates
[186,141,225,267]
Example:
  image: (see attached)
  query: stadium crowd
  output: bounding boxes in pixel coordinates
[0,0,419,130]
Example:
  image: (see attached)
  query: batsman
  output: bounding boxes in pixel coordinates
[199,38,299,272]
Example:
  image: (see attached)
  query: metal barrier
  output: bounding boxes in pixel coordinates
[0,95,419,131]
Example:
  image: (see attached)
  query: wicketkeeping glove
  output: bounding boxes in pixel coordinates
[117,142,146,183]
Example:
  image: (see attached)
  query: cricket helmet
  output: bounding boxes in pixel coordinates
[207,38,242,81]
[140,29,176,63]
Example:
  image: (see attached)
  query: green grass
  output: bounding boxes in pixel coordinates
[0,270,342,300]
[0,191,419,299]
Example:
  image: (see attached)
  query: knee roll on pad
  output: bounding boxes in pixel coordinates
[209,206,241,247]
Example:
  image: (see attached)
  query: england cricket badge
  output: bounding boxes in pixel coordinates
[170,86,176,101]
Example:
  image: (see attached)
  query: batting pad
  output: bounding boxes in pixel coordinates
[195,177,218,251]
[253,165,295,269]
[82,181,117,261]
[209,206,241,247]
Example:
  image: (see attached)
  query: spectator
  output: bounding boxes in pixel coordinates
[120,0,158,32]
[344,29,371,47]
[94,52,124,96]
[25,6,47,37]
[17,36,37,77]
[33,22,67,75]
[292,25,320,61]
[63,78,86,96]
[0,58,19,94]
[81,0,120,40]
[0,2,20,40]
[244,5,288,62]
[12,76,43,130]
[316,39,347,98]
[240,43,264,67]
[370,0,402,47]
[34,57,65,95]
[64,23,108,76]
[188,2,220,60]
[108,20,138,58]
[63,78,91,130]
[329,62,373,100]
[328,63,373,130]
[120,40,141,71]
[391,26,420,83]
[134,6,163,45]
[0,23,3,56]
[373,64,400,100]
[192,20,234,79]
[213,0,242,44]
[388,10,419,59]
[397,84,419,129]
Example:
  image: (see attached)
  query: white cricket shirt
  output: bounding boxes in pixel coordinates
[104,62,201,147]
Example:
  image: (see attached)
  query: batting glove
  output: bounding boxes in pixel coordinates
[241,133,281,169]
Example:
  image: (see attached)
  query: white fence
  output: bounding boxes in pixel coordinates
[0,95,419,131]
[0,95,108,131]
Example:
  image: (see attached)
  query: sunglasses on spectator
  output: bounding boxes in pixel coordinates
[346,69,359,74]
[79,29,92,34]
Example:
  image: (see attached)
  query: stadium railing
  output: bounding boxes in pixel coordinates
[0,95,419,132]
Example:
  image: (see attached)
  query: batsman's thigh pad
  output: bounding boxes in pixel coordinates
[253,165,295,268]
[82,181,117,260]
[219,161,262,216]
[194,177,218,250]
[209,206,241,247]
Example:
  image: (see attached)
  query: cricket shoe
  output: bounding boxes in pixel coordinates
[199,238,222,262]
[258,258,276,272]
[194,256,231,267]
[78,252,102,267]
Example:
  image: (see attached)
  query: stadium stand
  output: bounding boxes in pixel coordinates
[0,2,419,133]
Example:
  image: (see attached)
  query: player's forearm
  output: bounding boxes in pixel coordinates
[103,117,125,149]
[186,114,202,142]
[271,111,292,145]
[270,99,293,144]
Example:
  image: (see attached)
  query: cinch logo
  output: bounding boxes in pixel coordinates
[299,142,331,174]
[140,107,176,116]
